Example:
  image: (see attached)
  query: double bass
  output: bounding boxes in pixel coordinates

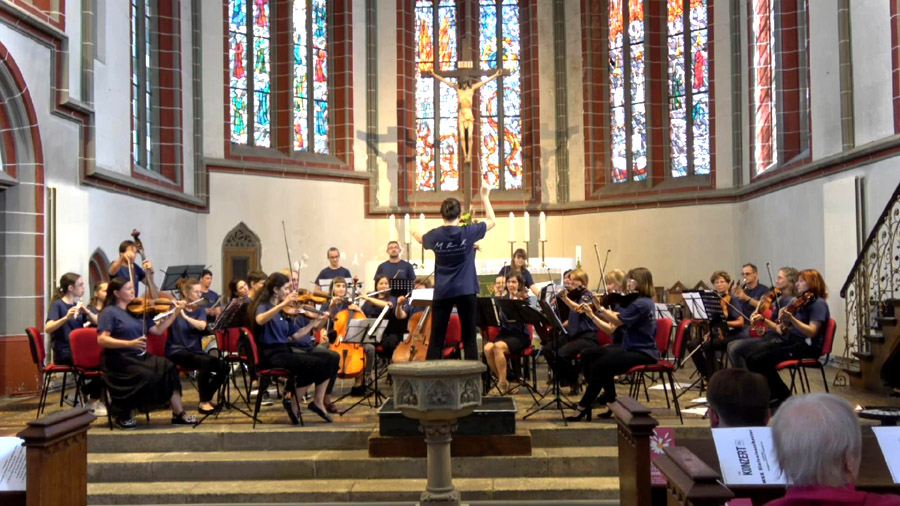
[126,229,174,316]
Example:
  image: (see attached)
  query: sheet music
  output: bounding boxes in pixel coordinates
[0,437,25,492]
[712,427,785,485]
[872,427,900,484]
[654,303,674,320]
[682,292,708,320]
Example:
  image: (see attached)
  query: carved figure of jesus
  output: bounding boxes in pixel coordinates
[426,68,504,162]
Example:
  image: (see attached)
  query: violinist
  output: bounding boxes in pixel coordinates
[199,269,223,318]
[686,271,746,380]
[247,271,267,299]
[483,273,531,395]
[85,282,108,320]
[593,269,628,346]
[498,248,540,296]
[45,273,103,415]
[567,268,659,421]
[547,269,599,394]
[250,272,334,423]
[323,276,374,396]
[395,276,433,320]
[109,240,153,297]
[727,267,798,368]
[97,278,195,429]
[282,293,342,415]
[164,278,228,415]
[316,247,352,286]
[746,269,830,407]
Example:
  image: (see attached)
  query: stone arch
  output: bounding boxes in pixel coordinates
[221,222,262,294]
[88,248,111,290]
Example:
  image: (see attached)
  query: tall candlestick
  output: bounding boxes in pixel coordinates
[523,211,531,243]
[575,245,582,267]
[404,214,411,244]
[509,212,515,243]
[419,213,426,234]
[389,214,396,242]
[539,212,546,242]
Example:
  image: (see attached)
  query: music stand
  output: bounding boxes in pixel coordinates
[523,300,576,424]
[389,278,416,297]
[475,297,502,394]
[678,290,726,399]
[495,299,546,401]
[338,311,391,412]
[160,265,207,291]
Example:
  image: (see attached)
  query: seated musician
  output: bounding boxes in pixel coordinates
[492,275,507,297]
[85,281,107,322]
[483,273,530,395]
[282,297,342,415]
[199,269,223,318]
[395,276,433,320]
[726,267,798,368]
[746,269,830,408]
[45,273,103,415]
[547,269,599,394]
[250,272,334,423]
[109,239,153,297]
[97,278,196,429]
[364,275,403,359]
[685,271,746,380]
[165,278,228,415]
[498,248,540,296]
[323,276,374,397]
[567,268,659,421]
[576,269,628,374]
[228,278,250,303]
[316,247,352,286]
[730,263,770,316]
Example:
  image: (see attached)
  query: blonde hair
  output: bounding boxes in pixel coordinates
[604,269,626,289]
[569,269,589,287]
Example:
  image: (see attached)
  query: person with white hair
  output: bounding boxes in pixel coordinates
[767,393,900,505]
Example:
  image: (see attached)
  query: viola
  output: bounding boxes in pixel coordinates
[392,306,432,363]
[719,293,731,320]
[775,291,815,332]
[749,288,782,338]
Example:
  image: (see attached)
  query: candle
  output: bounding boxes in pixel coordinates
[389,214,396,242]
[523,211,530,242]
[404,214,411,244]
[575,245,582,266]
[419,213,425,234]
[539,212,546,242]
[509,212,515,242]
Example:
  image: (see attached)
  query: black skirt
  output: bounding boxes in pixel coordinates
[496,334,528,354]
[101,352,181,417]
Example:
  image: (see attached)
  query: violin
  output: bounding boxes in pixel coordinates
[775,291,815,332]
[597,291,640,309]
[127,297,175,315]
[749,288,782,338]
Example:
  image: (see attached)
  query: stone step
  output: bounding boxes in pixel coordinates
[87,477,620,504]
[88,447,618,482]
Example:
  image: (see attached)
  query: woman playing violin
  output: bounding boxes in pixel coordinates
[165,278,228,415]
[686,271,746,380]
[228,278,250,303]
[323,277,374,397]
[483,273,531,395]
[250,272,334,423]
[746,269,831,406]
[547,269,599,394]
[97,278,195,429]
[726,267,798,368]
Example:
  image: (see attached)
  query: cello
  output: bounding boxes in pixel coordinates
[329,277,367,378]
[392,305,432,363]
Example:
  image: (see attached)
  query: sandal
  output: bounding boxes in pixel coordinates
[171,411,197,425]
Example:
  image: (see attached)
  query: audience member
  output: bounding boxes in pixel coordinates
[707,368,770,428]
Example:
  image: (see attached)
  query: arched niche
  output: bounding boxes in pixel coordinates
[221,222,262,293]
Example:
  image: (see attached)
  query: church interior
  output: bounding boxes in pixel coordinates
[2,0,900,504]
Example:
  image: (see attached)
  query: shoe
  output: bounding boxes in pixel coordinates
[198,404,217,415]
[283,396,300,425]
[324,402,344,415]
[261,390,274,406]
[350,385,366,397]
[566,406,592,422]
[88,400,107,417]
[171,411,197,425]
[596,409,614,419]
[113,416,137,430]
[308,402,334,423]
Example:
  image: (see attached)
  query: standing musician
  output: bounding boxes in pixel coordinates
[317,247,352,284]
[413,186,496,361]
[686,271,746,380]
[727,267,798,368]
[547,269,599,393]
[109,239,153,297]
[483,273,531,395]
[165,278,228,415]
[498,248,540,296]
[567,268,659,421]
[97,278,196,429]
[199,269,223,318]
[746,269,830,407]
[375,241,416,282]
[492,275,507,297]
[364,275,404,359]
[45,273,104,415]
[85,281,108,324]
[250,272,334,423]
[323,276,374,396]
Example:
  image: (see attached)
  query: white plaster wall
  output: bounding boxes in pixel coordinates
[92,0,131,174]
[537,0,557,204]
[808,0,842,159]
[201,0,225,159]
[713,0,733,189]
[563,0,585,202]
[850,0,893,146]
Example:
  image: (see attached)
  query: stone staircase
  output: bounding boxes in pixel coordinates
[84,421,712,504]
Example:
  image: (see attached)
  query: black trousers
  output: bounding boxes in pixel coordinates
[578,347,656,408]
[297,345,340,395]
[260,345,332,389]
[544,331,600,385]
[746,339,820,402]
[427,295,478,360]
[686,334,740,380]
[167,349,228,403]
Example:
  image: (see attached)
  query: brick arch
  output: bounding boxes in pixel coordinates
[88,248,111,290]
[0,41,47,395]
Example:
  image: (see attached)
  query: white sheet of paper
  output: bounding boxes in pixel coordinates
[410,288,434,302]
[682,292,708,320]
[712,427,785,485]
[648,382,688,391]
[872,426,900,484]
[682,407,709,416]
[0,437,25,492]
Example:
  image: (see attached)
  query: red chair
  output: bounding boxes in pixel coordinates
[775,318,837,394]
[145,330,168,357]
[68,328,111,427]
[215,328,252,407]
[442,313,463,358]
[626,318,683,424]
[596,329,613,346]
[240,328,300,428]
[26,326,76,417]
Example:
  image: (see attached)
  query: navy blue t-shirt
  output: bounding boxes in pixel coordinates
[363,297,396,319]
[255,301,302,348]
[46,299,88,363]
[788,296,830,351]
[498,266,535,288]
[317,266,352,282]
[97,305,146,356]
[201,288,221,306]
[741,283,769,325]
[165,307,208,356]
[618,296,660,360]
[375,260,416,282]
[113,264,147,297]
[423,222,487,300]
[563,289,598,337]
[287,314,316,349]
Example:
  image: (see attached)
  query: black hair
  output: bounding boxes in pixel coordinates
[440,198,462,221]
[118,240,136,254]
[201,269,213,278]
[104,277,129,308]
[51,273,81,302]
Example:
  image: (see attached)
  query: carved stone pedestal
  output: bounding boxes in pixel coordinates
[389,361,487,506]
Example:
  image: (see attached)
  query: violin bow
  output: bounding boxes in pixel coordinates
[281,221,296,292]
[593,244,612,295]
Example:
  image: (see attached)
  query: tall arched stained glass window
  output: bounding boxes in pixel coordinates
[667,0,710,178]
[609,0,647,184]
[229,0,271,148]
[752,0,776,175]
[293,0,329,154]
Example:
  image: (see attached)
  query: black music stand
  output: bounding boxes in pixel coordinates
[677,290,727,402]
[337,308,391,413]
[495,299,546,401]
[476,297,502,394]
[523,300,576,424]
[389,278,416,297]
[160,265,207,291]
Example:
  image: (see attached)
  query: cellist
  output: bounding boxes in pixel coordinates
[323,277,373,397]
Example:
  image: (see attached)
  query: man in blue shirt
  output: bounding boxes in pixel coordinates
[108,239,153,297]
[199,269,223,318]
[316,247,352,285]
[374,241,416,282]
[414,186,496,360]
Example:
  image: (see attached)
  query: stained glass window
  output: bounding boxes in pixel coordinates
[229,0,271,148]
[414,0,522,192]
[131,0,153,170]
[752,0,776,175]
[609,0,647,183]
[667,0,710,178]
[293,0,329,154]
